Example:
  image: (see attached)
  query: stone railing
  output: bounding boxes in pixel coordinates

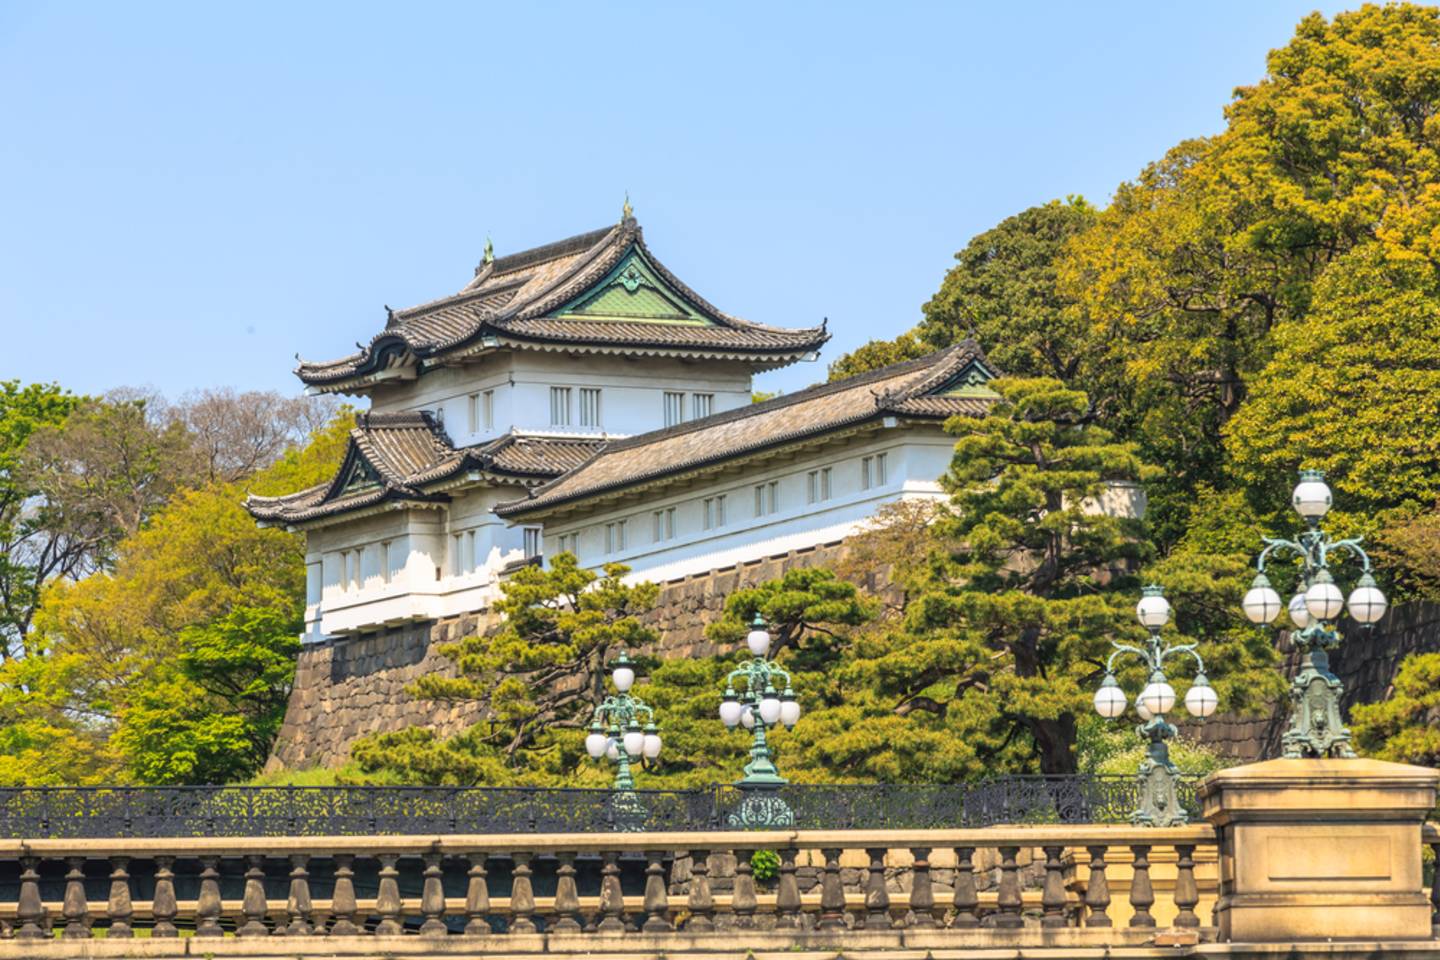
[0,824,1218,954]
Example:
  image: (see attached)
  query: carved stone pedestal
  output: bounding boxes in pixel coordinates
[1200,757,1439,942]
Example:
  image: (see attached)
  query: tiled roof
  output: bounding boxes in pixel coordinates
[244,412,604,525]
[296,218,828,388]
[495,342,997,519]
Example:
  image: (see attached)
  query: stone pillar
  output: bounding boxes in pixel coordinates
[1200,757,1439,942]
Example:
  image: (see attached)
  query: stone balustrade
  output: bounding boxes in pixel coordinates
[0,825,1223,953]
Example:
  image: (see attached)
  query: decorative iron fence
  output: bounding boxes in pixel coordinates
[0,775,1198,838]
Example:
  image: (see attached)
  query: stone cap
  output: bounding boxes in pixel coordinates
[1200,757,1439,827]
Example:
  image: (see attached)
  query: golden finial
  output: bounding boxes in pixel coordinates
[483,235,494,265]
[621,192,633,222]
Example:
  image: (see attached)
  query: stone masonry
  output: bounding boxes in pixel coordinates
[267,540,863,771]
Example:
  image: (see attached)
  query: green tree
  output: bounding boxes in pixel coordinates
[849,378,1153,774]
[826,332,931,382]
[920,198,1097,382]
[1226,246,1440,523]
[354,555,660,784]
[0,381,81,658]
[1351,652,1440,766]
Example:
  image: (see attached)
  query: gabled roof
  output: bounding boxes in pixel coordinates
[244,411,603,526]
[296,217,828,391]
[495,342,998,520]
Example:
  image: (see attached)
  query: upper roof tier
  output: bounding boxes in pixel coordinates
[296,216,830,392]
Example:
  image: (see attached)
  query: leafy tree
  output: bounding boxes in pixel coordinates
[8,412,350,784]
[111,606,302,784]
[849,378,1153,774]
[1226,246,1440,522]
[0,381,81,658]
[357,555,659,783]
[920,198,1097,382]
[705,567,875,660]
[826,332,931,382]
[1351,652,1440,766]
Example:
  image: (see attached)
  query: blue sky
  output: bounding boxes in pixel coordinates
[1,1,1345,400]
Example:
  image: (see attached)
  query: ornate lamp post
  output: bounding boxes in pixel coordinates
[719,614,802,827]
[1094,585,1218,826]
[1239,469,1388,759]
[584,651,662,793]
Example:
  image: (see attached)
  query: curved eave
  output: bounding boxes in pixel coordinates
[496,413,948,524]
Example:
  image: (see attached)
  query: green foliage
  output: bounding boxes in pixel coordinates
[826,332,931,382]
[920,198,1097,382]
[749,849,780,882]
[1076,715,1229,778]
[0,380,82,657]
[1227,247,1440,522]
[111,606,302,784]
[353,555,660,783]
[1351,653,1440,766]
[706,567,875,659]
[1,412,350,785]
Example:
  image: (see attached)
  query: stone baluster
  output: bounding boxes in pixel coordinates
[509,852,538,934]
[597,850,626,933]
[61,856,90,939]
[818,848,846,930]
[863,847,891,930]
[733,848,758,929]
[464,853,492,935]
[551,852,581,933]
[640,851,672,932]
[1084,845,1111,927]
[951,846,979,928]
[194,856,223,938]
[684,849,715,932]
[418,853,446,936]
[908,847,936,928]
[994,846,1024,929]
[328,855,360,936]
[150,857,178,938]
[775,848,802,929]
[106,857,133,939]
[1173,844,1200,929]
[1129,844,1156,928]
[238,854,270,936]
[286,854,313,936]
[374,854,404,936]
[15,856,45,940]
[1041,844,1067,928]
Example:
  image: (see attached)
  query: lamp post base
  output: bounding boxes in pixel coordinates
[1282,642,1356,760]
[727,785,795,829]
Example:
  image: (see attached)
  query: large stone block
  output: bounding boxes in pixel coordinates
[1200,757,1439,942]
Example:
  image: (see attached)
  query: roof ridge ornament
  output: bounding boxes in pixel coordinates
[621,192,634,223]
[483,235,494,265]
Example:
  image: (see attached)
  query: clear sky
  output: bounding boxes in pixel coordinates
[1,1,1345,401]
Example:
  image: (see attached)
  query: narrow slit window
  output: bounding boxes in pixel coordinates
[692,393,714,419]
[523,527,542,559]
[550,387,572,427]
[663,391,685,427]
[482,389,494,430]
[580,388,602,428]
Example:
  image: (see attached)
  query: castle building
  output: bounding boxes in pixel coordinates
[246,214,827,640]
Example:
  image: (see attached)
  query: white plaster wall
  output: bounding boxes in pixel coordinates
[367,350,756,442]
[539,426,957,584]
[302,483,537,639]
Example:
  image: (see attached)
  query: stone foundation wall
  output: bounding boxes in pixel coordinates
[268,540,866,771]
[1195,601,1440,762]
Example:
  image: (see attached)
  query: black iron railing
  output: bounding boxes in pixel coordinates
[0,775,1198,838]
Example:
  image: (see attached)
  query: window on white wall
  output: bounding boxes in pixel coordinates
[863,455,887,490]
[663,391,684,427]
[579,388,602,428]
[821,467,832,500]
[754,481,779,516]
[605,519,628,553]
[692,393,714,419]
[550,387,572,427]
[380,541,392,584]
[703,495,727,530]
[556,533,572,555]
[653,507,675,542]
[467,394,480,433]
[466,531,477,572]
[523,527,542,559]
[338,550,350,590]
[807,468,833,503]
[450,534,463,576]
[483,390,494,430]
